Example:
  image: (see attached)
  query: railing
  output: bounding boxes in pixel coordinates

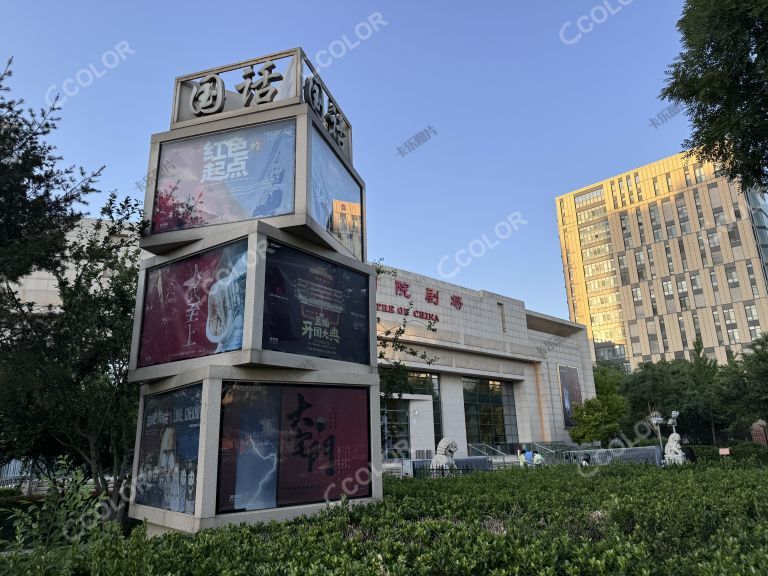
[468,443,507,457]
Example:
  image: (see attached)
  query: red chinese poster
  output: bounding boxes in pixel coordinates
[138,240,248,367]
[277,386,370,506]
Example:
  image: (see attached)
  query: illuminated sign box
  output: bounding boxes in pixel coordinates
[128,222,376,381]
[140,49,365,262]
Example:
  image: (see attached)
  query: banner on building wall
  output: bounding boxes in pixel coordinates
[262,240,369,364]
[558,365,583,428]
[216,383,370,514]
[135,385,202,514]
[152,120,296,233]
[138,239,248,367]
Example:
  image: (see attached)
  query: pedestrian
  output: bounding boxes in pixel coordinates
[580,453,591,467]
[524,448,534,466]
[533,451,545,466]
[517,449,526,467]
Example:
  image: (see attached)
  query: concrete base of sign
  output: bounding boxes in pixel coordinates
[140,496,382,537]
[129,365,382,534]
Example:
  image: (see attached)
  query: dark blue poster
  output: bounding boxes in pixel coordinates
[217,383,281,513]
[135,384,201,514]
[262,241,370,364]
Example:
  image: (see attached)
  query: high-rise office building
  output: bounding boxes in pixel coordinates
[556,152,768,369]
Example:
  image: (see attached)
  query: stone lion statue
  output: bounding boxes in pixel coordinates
[664,432,686,465]
[430,438,458,470]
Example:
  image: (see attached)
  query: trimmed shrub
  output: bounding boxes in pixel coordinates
[2,463,768,575]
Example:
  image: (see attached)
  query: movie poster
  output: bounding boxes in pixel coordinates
[558,365,583,428]
[215,383,371,514]
[152,119,296,233]
[277,386,370,506]
[135,385,201,514]
[217,383,281,513]
[309,128,363,259]
[262,241,369,364]
[138,240,248,367]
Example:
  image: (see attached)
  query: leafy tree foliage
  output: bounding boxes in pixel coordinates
[661,0,768,189]
[0,196,143,521]
[570,362,628,446]
[0,58,99,284]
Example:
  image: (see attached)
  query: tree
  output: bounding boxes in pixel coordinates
[570,362,628,446]
[0,196,143,522]
[0,57,99,284]
[718,334,768,430]
[661,0,768,190]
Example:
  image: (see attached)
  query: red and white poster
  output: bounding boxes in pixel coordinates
[277,386,370,506]
[138,240,248,367]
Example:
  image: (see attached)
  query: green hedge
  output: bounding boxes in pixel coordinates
[0,488,21,498]
[3,463,768,575]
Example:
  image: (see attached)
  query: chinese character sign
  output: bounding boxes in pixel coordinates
[216,382,370,513]
[138,240,248,367]
[135,385,202,514]
[152,120,296,233]
[558,365,583,428]
[262,240,370,364]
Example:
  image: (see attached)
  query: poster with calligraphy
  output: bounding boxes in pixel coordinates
[277,386,370,506]
[215,383,370,513]
[135,385,201,514]
[138,239,248,367]
[309,128,363,259]
[262,240,369,364]
[558,365,582,428]
[217,383,281,513]
[152,119,296,233]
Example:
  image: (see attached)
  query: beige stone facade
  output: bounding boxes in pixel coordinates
[376,268,596,458]
[557,152,768,368]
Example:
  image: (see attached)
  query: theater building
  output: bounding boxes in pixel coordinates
[376,268,595,460]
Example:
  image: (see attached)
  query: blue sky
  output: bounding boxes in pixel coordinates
[3,0,689,319]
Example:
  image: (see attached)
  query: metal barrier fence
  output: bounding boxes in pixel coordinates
[550,446,661,466]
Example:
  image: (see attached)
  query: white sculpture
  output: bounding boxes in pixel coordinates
[430,438,458,470]
[664,432,686,465]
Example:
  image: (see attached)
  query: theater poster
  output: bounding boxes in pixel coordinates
[309,127,363,257]
[262,241,369,364]
[135,385,201,514]
[277,386,370,506]
[152,119,296,233]
[138,239,248,367]
[216,383,370,513]
[558,365,583,428]
[217,383,281,513]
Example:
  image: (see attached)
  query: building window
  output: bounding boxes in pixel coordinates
[707,231,721,250]
[728,224,742,248]
[713,309,725,345]
[747,263,760,297]
[713,207,726,226]
[618,255,629,284]
[694,164,705,183]
[684,168,693,187]
[677,278,689,310]
[463,377,518,451]
[636,208,646,244]
[693,189,705,228]
[665,243,675,273]
[666,173,673,191]
[725,266,739,288]
[676,195,690,234]
[745,303,758,322]
[381,398,411,460]
[710,269,719,293]
[632,287,642,303]
[697,232,708,266]
[727,327,740,344]
[647,247,656,278]
[650,286,659,315]
[663,280,674,297]
[653,178,660,196]
[692,310,702,341]
[691,272,702,292]
[750,325,761,341]
[410,372,442,448]
[678,314,689,348]
[574,186,604,207]
[678,238,688,272]
[635,251,646,281]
